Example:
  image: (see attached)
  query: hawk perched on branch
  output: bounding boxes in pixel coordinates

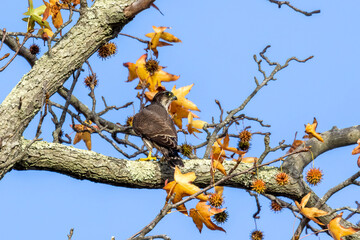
[133,91,184,167]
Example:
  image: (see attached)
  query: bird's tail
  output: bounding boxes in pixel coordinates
[166,149,184,167]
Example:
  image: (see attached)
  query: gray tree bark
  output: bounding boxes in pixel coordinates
[0,0,153,179]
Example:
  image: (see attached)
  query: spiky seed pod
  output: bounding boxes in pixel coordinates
[208,193,224,208]
[250,230,264,240]
[238,129,252,151]
[84,74,98,89]
[275,172,289,186]
[29,44,40,55]
[213,210,228,225]
[126,116,134,127]
[145,59,159,75]
[251,179,266,194]
[98,42,117,59]
[306,168,323,186]
[180,143,193,158]
[270,200,283,213]
[240,129,252,142]
[238,140,250,151]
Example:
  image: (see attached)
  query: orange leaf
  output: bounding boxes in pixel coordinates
[241,157,258,164]
[163,166,208,216]
[210,141,226,162]
[294,192,328,225]
[171,106,199,129]
[37,27,54,41]
[214,186,224,196]
[145,26,181,57]
[304,117,324,142]
[217,134,246,156]
[212,159,227,176]
[71,121,98,150]
[351,139,360,155]
[189,201,226,233]
[123,62,138,82]
[287,139,305,154]
[328,212,360,240]
[43,0,63,29]
[187,112,207,136]
[145,31,182,43]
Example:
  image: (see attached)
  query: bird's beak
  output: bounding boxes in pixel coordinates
[172,95,178,101]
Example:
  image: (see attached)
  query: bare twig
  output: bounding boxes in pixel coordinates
[203,46,313,158]
[344,201,360,220]
[53,68,82,142]
[215,99,224,122]
[35,87,49,139]
[263,193,298,212]
[247,190,262,219]
[0,30,38,66]
[0,34,31,72]
[98,97,133,116]
[318,171,360,208]
[143,235,171,240]
[0,28,6,51]
[3,31,60,41]
[49,100,145,158]
[0,53,10,61]
[129,194,175,240]
[67,228,74,240]
[84,60,98,114]
[268,0,320,16]
[119,33,149,44]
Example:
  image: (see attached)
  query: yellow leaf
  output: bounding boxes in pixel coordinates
[294,192,328,225]
[212,159,227,176]
[328,212,360,240]
[187,112,207,136]
[145,26,181,57]
[241,157,258,163]
[304,117,324,142]
[124,54,179,92]
[351,138,360,155]
[163,166,208,216]
[171,84,199,111]
[145,32,182,43]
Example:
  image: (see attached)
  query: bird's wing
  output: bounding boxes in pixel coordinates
[133,104,178,149]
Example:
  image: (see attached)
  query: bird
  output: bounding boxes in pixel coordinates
[132,91,184,167]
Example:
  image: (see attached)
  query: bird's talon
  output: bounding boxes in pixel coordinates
[137,151,157,161]
[138,156,157,161]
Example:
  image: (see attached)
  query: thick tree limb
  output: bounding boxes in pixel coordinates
[0,0,151,179]
[282,125,360,180]
[13,125,360,192]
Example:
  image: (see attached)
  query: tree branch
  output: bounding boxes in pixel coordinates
[268,0,320,16]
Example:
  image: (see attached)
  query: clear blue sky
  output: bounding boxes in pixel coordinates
[0,0,359,239]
